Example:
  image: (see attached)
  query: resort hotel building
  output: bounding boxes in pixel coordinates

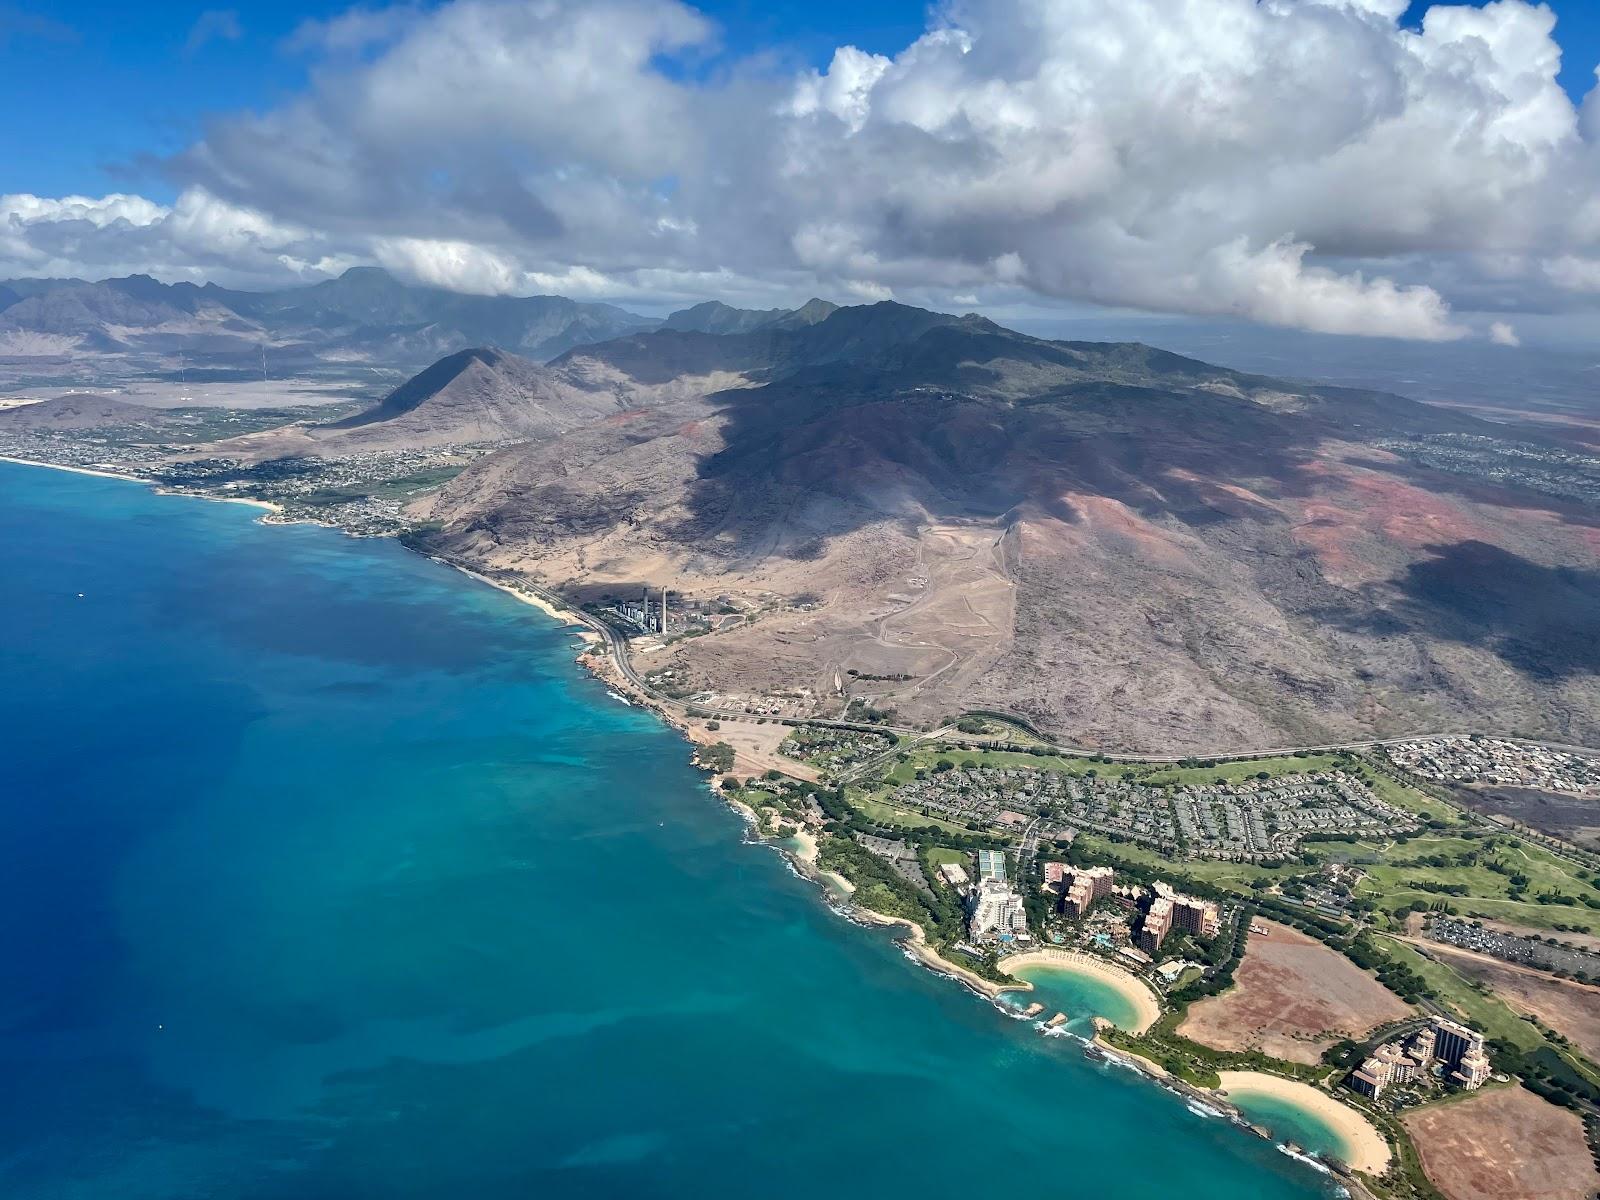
[1043,863,1116,918]
[1063,866,1115,918]
[968,877,1029,942]
[1135,883,1219,954]
[1348,1017,1492,1100]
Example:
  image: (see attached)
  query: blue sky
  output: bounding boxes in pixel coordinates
[0,0,931,199]
[2,0,1597,346]
[5,1,1596,201]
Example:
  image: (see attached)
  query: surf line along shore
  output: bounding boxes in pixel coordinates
[996,948,1162,1033]
[0,455,284,514]
[1215,1072,1392,1177]
[420,538,1397,1190]
[11,460,1388,1191]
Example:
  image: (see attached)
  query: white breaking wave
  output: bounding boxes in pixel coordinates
[1276,1145,1332,1175]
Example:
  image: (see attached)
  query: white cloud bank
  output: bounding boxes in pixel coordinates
[5,0,1600,340]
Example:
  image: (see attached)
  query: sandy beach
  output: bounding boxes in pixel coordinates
[444,563,589,627]
[0,455,284,514]
[998,949,1162,1033]
[789,829,819,864]
[1214,1071,1391,1175]
[1,455,158,486]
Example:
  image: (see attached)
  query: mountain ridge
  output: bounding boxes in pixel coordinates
[392,301,1600,752]
[0,267,659,370]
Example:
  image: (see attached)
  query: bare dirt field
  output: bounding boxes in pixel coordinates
[1403,1085,1596,1200]
[1423,942,1600,1063]
[683,715,818,784]
[1178,920,1413,1064]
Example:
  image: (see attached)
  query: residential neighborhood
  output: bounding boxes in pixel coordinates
[1385,737,1600,794]
[879,763,1416,861]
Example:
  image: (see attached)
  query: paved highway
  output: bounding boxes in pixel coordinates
[506,571,1600,770]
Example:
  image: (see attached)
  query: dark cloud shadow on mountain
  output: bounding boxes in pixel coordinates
[668,326,1339,558]
[1399,540,1600,677]
[1370,541,1600,679]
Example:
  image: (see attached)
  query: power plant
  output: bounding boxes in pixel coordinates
[627,585,669,635]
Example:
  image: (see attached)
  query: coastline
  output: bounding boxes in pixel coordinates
[441,561,594,631]
[1214,1070,1392,1176]
[0,455,283,514]
[851,908,1017,1000]
[10,456,1385,1196]
[998,948,1161,1033]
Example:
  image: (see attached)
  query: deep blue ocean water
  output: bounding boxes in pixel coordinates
[0,462,1339,1199]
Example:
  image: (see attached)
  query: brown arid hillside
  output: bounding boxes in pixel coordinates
[393,302,1600,753]
[0,392,168,430]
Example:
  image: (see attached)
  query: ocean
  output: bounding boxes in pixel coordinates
[0,461,1339,1199]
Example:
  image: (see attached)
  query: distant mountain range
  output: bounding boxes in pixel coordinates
[0,266,841,375]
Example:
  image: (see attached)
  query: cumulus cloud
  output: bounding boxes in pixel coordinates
[1488,320,1522,346]
[0,188,346,284]
[284,5,420,55]
[1545,254,1600,293]
[5,0,1600,340]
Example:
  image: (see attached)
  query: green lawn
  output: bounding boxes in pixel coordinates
[852,795,974,837]
[885,746,1389,793]
[1370,935,1546,1052]
[1139,753,1345,787]
[1350,832,1600,931]
[855,746,1599,935]
[1070,836,1300,888]
[881,747,1108,784]
[1355,762,1467,827]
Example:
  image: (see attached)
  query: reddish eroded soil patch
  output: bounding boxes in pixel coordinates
[1403,1086,1596,1200]
[1178,921,1413,1064]
[1293,456,1492,551]
[1055,492,1197,568]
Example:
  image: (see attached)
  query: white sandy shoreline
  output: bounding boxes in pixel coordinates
[998,948,1162,1033]
[439,561,592,630]
[1215,1070,1391,1175]
[0,455,283,514]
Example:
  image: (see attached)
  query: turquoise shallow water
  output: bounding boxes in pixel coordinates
[1002,964,1144,1032]
[1226,1090,1352,1164]
[0,462,1339,1199]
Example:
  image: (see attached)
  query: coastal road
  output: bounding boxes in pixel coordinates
[483,566,1600,774]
